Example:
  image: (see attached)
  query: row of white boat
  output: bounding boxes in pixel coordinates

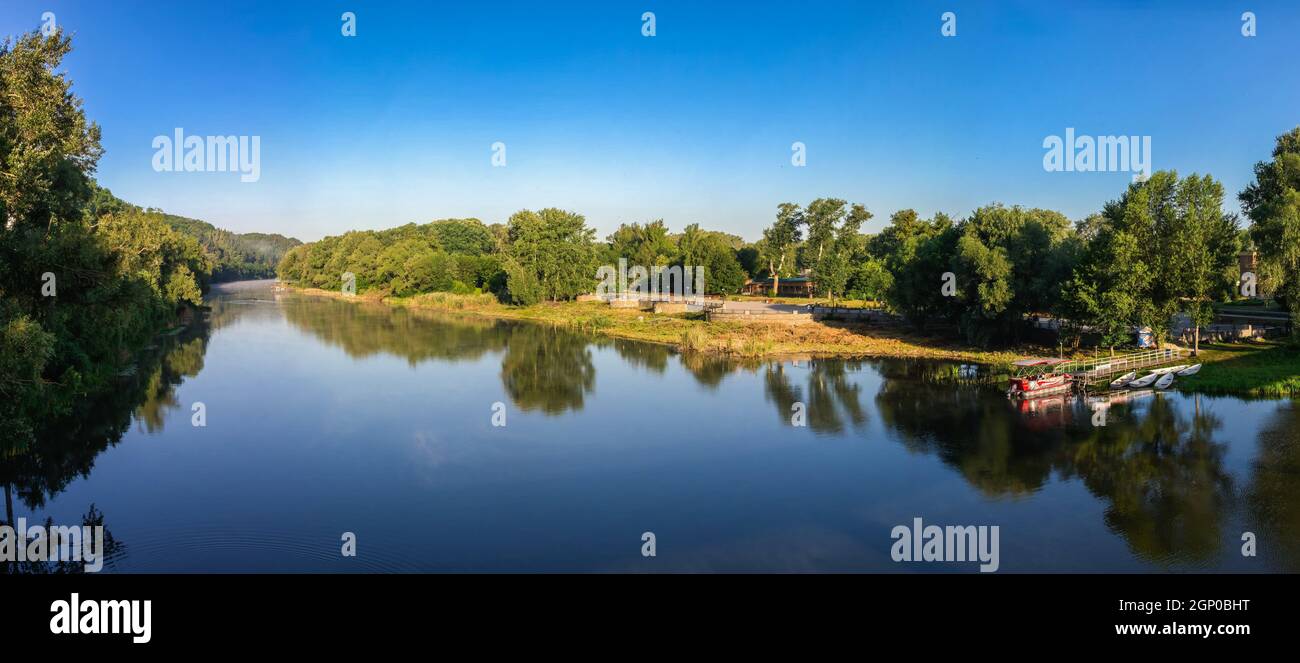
[1108,363,1202,390]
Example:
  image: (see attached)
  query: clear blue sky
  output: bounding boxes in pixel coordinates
[4,1,1297,241]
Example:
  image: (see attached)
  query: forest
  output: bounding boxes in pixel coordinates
[88,186,301,282]
[276,210,751,304]
[279,129,1300,352]
[0,30,215,450]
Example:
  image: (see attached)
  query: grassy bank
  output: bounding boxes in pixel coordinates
[292,286,1020,363]
[288,287,1300,396]
[1176,342,1300,397]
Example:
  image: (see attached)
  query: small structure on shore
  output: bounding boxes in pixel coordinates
[741,277,816,297]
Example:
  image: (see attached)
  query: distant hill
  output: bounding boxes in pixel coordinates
[89,185,301,282]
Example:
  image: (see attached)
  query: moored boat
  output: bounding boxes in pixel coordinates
[1129,372,1159,388]
[1149,364,1189,375]
[1176,363,1202,377]
[1008,358,1074,399]
[1154,372,1175,389]
[1109,371,1137,389]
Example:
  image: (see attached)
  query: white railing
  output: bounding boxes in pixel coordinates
[1067,348,1186,379]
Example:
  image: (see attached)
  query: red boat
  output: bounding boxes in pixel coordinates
[1007,358,1074,399]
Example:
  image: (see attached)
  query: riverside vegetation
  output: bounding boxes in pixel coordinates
[0,29,299,452]
[277,129,1300,393]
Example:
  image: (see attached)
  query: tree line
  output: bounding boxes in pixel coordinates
[279,125,1300,352]
[277,210,754,304]
[757,130,1299,350]
[1,30,214,449]
[778,147,1297,351]
[88,187,301,282]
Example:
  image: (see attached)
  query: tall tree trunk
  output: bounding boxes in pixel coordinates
[1193,324,1200,356]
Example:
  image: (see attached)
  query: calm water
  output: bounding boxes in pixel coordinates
[5,279,1299,572]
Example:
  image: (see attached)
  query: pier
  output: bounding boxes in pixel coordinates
[1058,348,1189,383]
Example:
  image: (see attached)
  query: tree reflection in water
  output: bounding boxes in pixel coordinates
[0,313,212,573]
[1246,402,1300,571]
[763,360,869,434]
[6,285,1297,571]
[500,326,595,414]
[870,363,1235,566]
[280,293,596,415]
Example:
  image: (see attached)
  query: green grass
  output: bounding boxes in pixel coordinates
[1177,341,1300,397]
[1214,299,1281,312]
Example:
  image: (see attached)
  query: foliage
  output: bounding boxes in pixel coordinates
[759,202,803,294]
[871,210,960,327]
[277,218,505,297]
[1064,172,1239,350]
[0,29,211,449]
[504,208,599,302]
[950,205,1079,345]
[1240,127,1300,343]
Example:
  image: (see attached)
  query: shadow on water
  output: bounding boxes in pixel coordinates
[1,307,216,573]
[762,360,870,434]
[277,291,1266,567]
[279,294,597,414]
[6,282,1297,571]
[1246,402,1300,571]
[277,289,1291,569]
[871,365,1236,566]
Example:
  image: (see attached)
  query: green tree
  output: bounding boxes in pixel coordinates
[1066,172,1236,351]
[845,256,892,305]
[761,203,803,295]
[814,202,871,303]
[1062,226,1148,351]
[1240,127,1300,343]
[802,198,846,269]
[1170,175,1240,354]
[950,205,1077,345]
[874,210,959,327]
[427,219,494,255]
[505,208,598,302]
[696,234,746,295]
[0,29,210,450]
[607,220,676,267]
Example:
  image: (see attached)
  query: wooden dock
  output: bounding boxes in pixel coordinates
[1059,348,1188,383]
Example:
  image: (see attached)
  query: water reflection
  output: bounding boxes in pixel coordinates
[501,327,595,414]
[1071,395,1232,565]
[4,283,1296,572]
[1,314,211,573]
[1247,403,1300,571]
[763,361,869,434]
[871,368,1236,565]
[278,296,509,364]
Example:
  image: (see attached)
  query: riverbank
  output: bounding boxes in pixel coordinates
[288,286,1023,364]
[283,286,1300,396]
[1176,341,1300,398]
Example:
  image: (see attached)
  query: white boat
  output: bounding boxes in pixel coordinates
[1176,364,1202,377]
[1129,373,1160,388]
[1149,364,1190,375]
[1109,371,1137,389]
[1154,372,1175,389]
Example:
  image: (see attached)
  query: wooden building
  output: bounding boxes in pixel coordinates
[741,277,816,297]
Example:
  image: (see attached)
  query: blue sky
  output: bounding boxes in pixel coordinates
[3,0,1298,241]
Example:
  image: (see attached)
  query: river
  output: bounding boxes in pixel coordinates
[4,279,1297,572]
